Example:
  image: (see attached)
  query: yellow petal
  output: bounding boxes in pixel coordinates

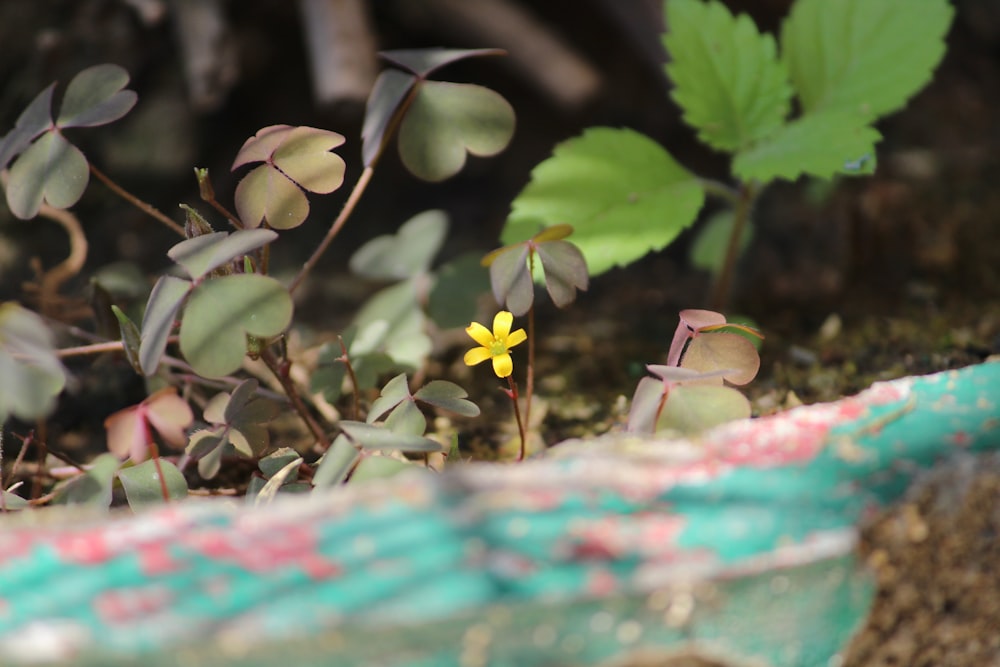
[464,347,491,366]
[492,310,514,338]
[506,328,527,348]
[492,353,513,378]
[465,322,494,347]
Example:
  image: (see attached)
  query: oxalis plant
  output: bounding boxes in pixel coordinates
[499,0,953,308]
[0,49,515,510]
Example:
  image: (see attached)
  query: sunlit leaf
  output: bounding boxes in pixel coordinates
[234,163,309,229]
[351,279,431,371]
[56,64,137,129]
[781,0,953,120]
[350,456,418,483]
[5,131,88,219]
[732,110,881,182]
[167,229,277,280]
[144,387,195,448]
[349,209,448,280]
[504,127,705,276]
[398,81,515,182]
[119,459,187,508]
[664,0,792,152]
[0,302,67,423]
[139,275,191,376]
[384,399,426,437]
[179,274,293,378]
[271,126,346,194]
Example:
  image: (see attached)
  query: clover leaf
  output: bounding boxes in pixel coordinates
[232,125,347,229]
[0,302,68,424]
[1,64,137,219]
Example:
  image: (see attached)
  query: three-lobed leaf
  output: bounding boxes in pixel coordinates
[664,0,792,152]
[5,132,89,219]
[56,64,138,129]
[349,209,448,280]
[504,127,705,276]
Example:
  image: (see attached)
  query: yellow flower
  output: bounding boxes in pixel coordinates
[464,311,527,378]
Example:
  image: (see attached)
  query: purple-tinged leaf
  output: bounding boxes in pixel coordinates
[414,381,480,417]
[668,309,727,367]
[646,364,730,385]
[167,229,277,280]
[0,84,54,169]
[234,163,309,229]
[626,376,665,434]
[6,131,88,219]
[231,125,294,169]
[535,239,588,308]
[139,275,190,376]
[224,378,260,423]
[487,244,532,316]
[271,126,346,194]
[362,69,416,167]
[379,48,506,78]
[110,305,142,375]
[56,64,137,129]
[681,333,760,385]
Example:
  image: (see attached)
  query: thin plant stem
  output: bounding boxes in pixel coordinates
[699,178,741,205]
[260,348,331,451]
[710,183,757,310]
[147,442,172,502]
[89,163,186,236]
[289,166,374,294]
[506,376,527,462]
[525,303,535,430]
[337,336,361,421]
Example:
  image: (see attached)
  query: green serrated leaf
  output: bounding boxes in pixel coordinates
[732,110,881,182]
[179,274,293,378]
[6,131,88,219]
[398,81,515,182]
[414,380,480,417]
[139,275,191,376]
[367,373,412,423]
[0,302,67,424]
[167,229,277,281]
[781,0,953,119]
[56,64,137,129]
[350,209,448,280]
[504,127,705,276]
[340,420,442,452]
[664,0,792,151]
[119,459,188,508]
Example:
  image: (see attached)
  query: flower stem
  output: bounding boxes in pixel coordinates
[506,376,528,462]
[525,303,535,430]
[89,163,186,237]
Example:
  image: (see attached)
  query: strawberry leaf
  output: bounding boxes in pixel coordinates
[664,0,792,152]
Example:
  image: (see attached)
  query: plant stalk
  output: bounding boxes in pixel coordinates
[261,348,331,451]
[505,376,527,462]
[710,183,757,310]
[89,164,186,236]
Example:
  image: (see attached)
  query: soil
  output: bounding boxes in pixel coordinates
[2,1,1000,665]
